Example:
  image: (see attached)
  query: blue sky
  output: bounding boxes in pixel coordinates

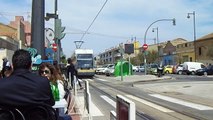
[0,0,213,57]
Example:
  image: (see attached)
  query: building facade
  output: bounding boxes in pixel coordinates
[196,33,213,65]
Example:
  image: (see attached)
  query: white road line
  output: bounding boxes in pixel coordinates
[85,79,93,82]
[101,95,116,108]
[78,96,104,117]
[126,95,174,113]
[97,78,107,81]
[150,94,213,110]
[78,79,83,82]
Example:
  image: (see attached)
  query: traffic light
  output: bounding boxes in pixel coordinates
[172,18,176,26]
[55,19,66,40]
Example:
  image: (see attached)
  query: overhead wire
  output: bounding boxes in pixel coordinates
[79,0,109,48]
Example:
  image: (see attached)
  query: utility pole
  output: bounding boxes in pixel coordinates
[54,0,66,63]
[31,0,45,58]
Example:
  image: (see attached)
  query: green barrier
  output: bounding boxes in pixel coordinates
[114,61,133,77]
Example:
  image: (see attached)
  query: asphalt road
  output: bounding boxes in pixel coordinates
[79,73,213,120]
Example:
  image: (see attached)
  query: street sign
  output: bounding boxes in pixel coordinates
[142,44,148,50]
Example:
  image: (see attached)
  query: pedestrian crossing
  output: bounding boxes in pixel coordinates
[149,94,213,110]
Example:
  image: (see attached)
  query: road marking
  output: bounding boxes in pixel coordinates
[85,79,93,82]
[149,94,213,110]
[78,79,83,82]
[126,95,174,113]
[101,95,116,108]
[78,96,104,117]
[97,78,107,81]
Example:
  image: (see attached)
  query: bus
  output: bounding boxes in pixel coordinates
[73,49,95,77]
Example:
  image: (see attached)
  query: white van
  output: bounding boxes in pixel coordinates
[182,62,206,75]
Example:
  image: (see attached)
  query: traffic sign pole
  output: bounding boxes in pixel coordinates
[142,44,148,75]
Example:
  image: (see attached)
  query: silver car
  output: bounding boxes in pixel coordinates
[105,64,115,76]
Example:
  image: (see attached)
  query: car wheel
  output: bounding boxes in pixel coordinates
[165,71,169,74]
[178,71,182,75]
[204,72,207,76]
[191,71,195,75]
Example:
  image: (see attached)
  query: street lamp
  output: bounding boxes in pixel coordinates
[152,27,159,45]
[187,11,196,61]
[143,18,176,75]
[152,27,160,62]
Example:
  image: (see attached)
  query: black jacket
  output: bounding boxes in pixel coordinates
[0,68,55,107]
[67,63,78,77]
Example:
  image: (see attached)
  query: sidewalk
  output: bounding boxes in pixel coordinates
[96,74,172,83]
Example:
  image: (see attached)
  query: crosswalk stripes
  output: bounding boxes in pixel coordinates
[100,95,116,108]
[97,78,107,81]
[149,94,213,110]
[125,95,174,113]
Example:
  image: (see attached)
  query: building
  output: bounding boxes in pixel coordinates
[196,33,213,65]
[97,40,140,65]
[0,16,29,70]
[9,16,31,46]
[176,41,195,63]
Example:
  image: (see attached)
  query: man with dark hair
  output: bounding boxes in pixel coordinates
[0,49,55,119]
[66,58,83,90]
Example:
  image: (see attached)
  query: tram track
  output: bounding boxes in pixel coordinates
[88,77,208,120]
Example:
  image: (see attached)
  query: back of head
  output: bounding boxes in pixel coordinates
[67,58,71,64]
[12,49,32,70]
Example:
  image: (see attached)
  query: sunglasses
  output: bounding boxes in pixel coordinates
[40,70,51,74]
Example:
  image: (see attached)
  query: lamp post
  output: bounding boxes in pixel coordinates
[143,18,176,75]
[152,27,160,62]
[187,11,196,61]
[152,27,159,45]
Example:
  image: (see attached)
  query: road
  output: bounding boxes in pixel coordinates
[79,73,213,120]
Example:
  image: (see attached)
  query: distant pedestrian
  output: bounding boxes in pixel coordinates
[66,58,83,90]
[1,57,11,78]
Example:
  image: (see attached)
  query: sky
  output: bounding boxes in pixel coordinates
[0,0,213,57]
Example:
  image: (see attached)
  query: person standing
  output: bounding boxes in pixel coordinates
[39,62,72,120]
[66,58,83,90]
[0,49,55,119]
[1,57,11,78]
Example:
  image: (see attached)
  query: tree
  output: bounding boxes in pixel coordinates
[146,50,158,64]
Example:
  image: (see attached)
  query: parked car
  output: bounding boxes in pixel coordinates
[174,64,183,75]
[196,65,213,76]
[163,65,174,74]
[182,62,206,75]
[105,65,115,76]
[132,66,139,72]
[138,66,145,72]
[95,64,114,74]
[147,64,159,75]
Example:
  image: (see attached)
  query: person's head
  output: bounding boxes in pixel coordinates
[12,49,32,70]
[4,67,13,77]
[39,62,62,83]
[2,57,7,62]
[67,58,71,64]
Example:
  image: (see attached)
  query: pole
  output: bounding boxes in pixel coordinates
[54,0,61,63]
[31,0,45,58]
[187,11,196,62]
[193,11,196,62]
[143,18,175,75]
[129,55,131,75]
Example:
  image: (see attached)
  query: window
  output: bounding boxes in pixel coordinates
[190,57,192,62]
[185,43,188,47]
[199,47,202,55]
